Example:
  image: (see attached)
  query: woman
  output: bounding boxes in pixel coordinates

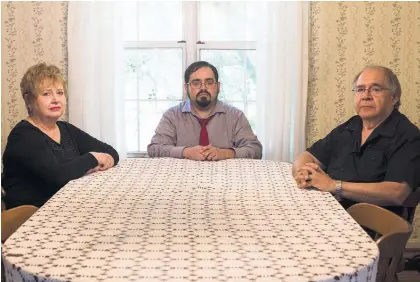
[2,63,119,208]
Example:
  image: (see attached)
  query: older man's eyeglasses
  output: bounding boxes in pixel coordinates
[187,79,217,89]
[352,86,391,95]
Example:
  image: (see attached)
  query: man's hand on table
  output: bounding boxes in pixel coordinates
[294,166,311,188]
[182,145,236,161]
[201,145,235,161]
[295,163,335,192]
[182,146,206,161]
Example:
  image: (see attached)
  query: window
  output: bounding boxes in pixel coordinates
[122,1,257,155]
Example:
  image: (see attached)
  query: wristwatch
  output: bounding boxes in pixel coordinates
[335,180,343,201]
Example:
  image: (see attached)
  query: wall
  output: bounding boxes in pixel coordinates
[1,1,68,153]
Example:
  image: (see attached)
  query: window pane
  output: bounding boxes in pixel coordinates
[124,48,184,100]
[227,102,245,112]
[124,72,137,100]
[122,1,182,41]
[199,2,257,41]
[246,51,257,101]
[247,101,257,133]
[226,101,256,133]
[200,49,256,102]
[138,101,181,152]
[125,101,138,152]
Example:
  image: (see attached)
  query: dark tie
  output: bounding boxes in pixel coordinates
[198,116,213,146]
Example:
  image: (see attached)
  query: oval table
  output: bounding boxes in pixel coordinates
[3,158,378,282]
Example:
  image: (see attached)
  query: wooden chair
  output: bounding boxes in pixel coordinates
[1,205,38,282]
[347,203,413,282]
[1,205,38,243]
[1,188,6,211]
[401,188,420,224]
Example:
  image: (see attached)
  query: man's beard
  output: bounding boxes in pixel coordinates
[188,90,218,109]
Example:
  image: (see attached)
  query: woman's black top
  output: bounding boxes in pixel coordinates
[2,120,119,208]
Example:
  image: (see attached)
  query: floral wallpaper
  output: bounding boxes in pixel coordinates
[308,1,420,244]
[1,1,419,242]
[1,1,68,153]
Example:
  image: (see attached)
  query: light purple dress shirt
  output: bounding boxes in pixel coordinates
[147,100,262,159]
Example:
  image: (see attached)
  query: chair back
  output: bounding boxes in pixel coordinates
[1,187,6,211]
[347,203,412,282]
[401,188,420,223]
[1,205,38,243]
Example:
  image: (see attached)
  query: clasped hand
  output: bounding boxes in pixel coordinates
[294,163,335,193]
[87,152,115,174]
[183,145,235,161]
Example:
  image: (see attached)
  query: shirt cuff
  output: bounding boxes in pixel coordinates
[85,152,100,167]
[231,147,246,158]
[170,146,186,158]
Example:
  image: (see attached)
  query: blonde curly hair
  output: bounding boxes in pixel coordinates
[20,62,67,115]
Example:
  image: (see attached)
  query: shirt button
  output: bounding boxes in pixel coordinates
[340,168,344,171]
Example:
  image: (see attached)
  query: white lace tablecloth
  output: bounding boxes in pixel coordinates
[3,158,378,282]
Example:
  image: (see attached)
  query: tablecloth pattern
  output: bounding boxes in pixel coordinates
[3,158,378,282]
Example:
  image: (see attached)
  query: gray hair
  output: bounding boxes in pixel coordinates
[352,65,401,110]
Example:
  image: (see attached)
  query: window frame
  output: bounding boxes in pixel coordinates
[124,1,257,156]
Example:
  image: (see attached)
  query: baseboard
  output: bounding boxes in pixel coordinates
[404,240,420,259]
[398,241,420,282]
[397,271,420,282]
[406,240,420,251]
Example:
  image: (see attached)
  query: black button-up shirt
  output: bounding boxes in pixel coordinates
[307,110,420,213]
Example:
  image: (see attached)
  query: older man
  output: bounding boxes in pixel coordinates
[293,65,420,215]
[148,61,262,161]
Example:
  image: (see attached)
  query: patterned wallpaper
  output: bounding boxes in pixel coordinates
[1,1,68,153]
[308,1,420,147]
[1,1,419,241]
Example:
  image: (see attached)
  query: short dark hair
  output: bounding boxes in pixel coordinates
[184,61,219,83]
[352,65,402,110]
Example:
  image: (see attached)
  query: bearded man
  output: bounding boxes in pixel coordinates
[148,61,262,161]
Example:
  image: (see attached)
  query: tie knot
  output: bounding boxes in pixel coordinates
[198,117,212,126]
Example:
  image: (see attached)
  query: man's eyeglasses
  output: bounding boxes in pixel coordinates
[352,86,391,95]
[187,79,218,89]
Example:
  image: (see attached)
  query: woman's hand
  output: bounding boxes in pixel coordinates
[89,152,115,171]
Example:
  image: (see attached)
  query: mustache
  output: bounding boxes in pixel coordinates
[198,90,210,96]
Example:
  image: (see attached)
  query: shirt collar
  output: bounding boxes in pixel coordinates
[373,109,400,137]
[344,109,400,138]
[343,116,361,132]
[182,99,226,115]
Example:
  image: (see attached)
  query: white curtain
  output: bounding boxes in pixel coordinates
[67,1,308,162]
[67,2,126,159]
[256,1,309,163]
